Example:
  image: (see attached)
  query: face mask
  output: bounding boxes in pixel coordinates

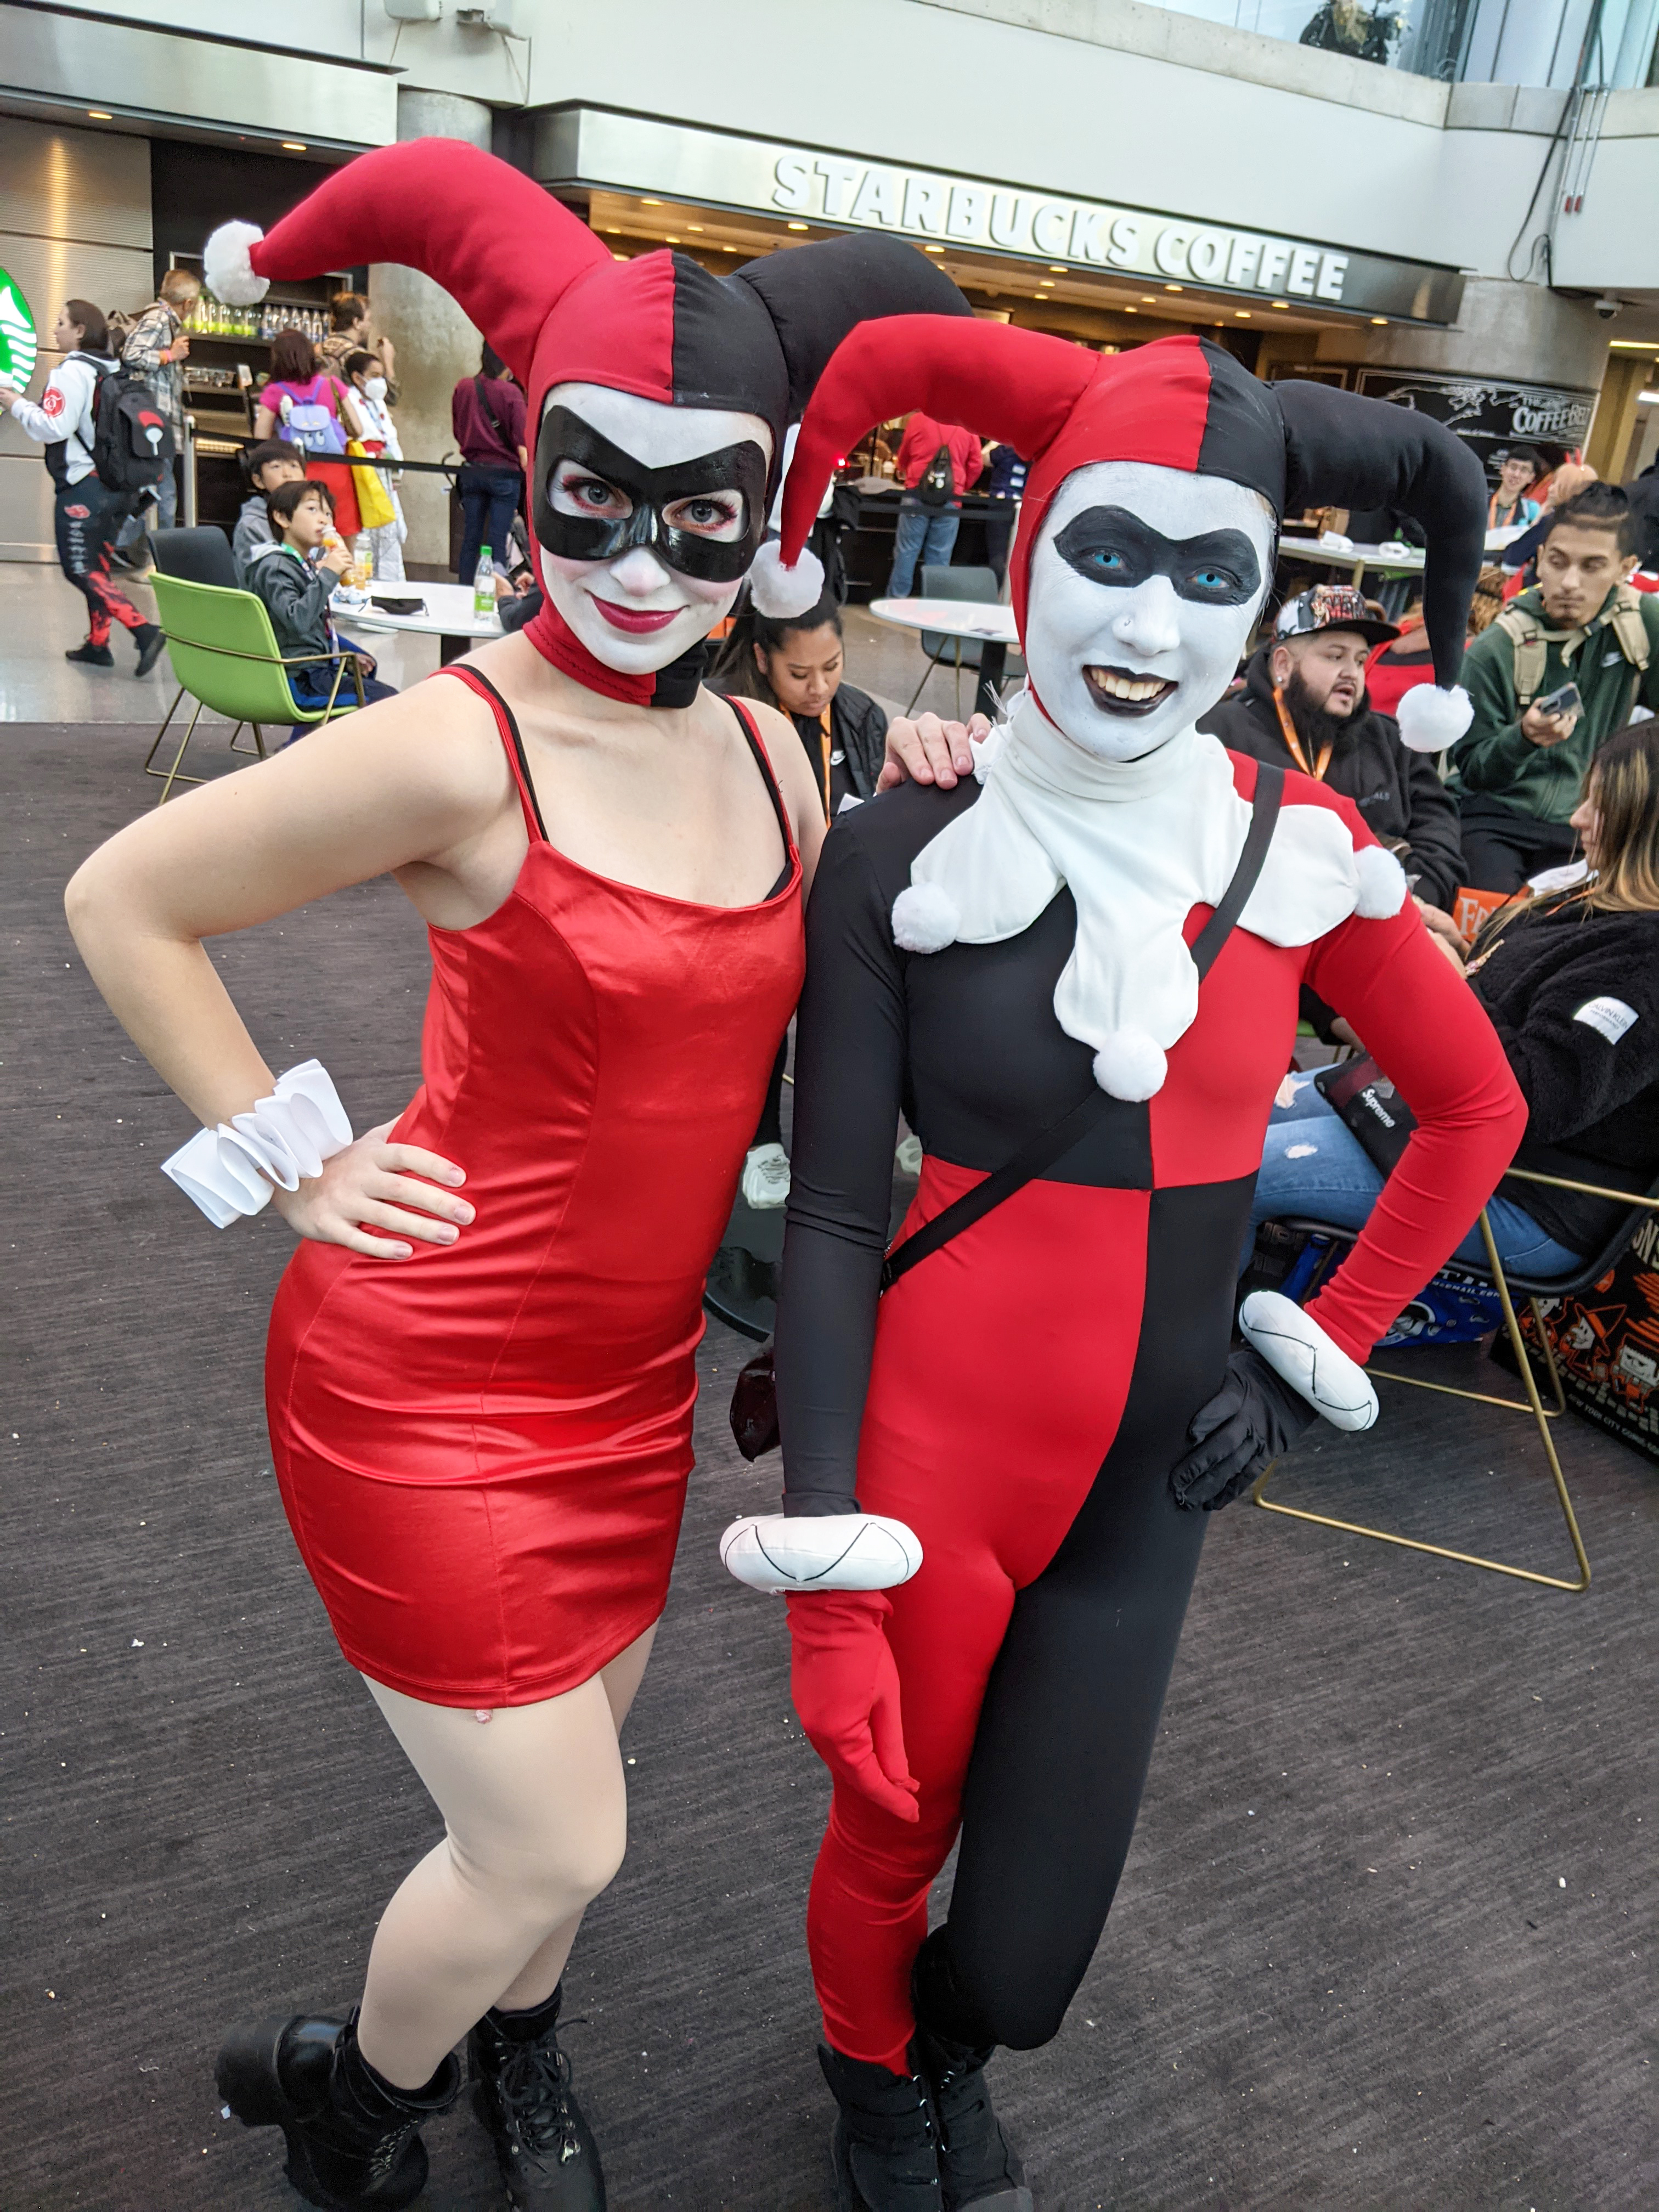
[1024,461,1273,761]
[364,376,387,404]
[534,384,773,676]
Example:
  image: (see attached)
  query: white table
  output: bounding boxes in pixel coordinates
[868,595,1020,719]
[336,579,504,664]
[1278,528,1522,589]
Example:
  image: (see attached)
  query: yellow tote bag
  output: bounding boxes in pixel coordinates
[346,439,396,531]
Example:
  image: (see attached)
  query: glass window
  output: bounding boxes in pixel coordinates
[1137,0,1659,86]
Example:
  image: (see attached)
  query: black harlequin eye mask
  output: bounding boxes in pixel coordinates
[532,405,769,583]
[1053,506,1262,607]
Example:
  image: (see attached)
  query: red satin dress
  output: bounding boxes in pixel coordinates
[265,665,804,1707]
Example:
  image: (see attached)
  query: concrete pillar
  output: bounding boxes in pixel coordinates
[369,89,495,572]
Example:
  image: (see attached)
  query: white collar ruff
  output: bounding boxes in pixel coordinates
[890,691,1404,1099]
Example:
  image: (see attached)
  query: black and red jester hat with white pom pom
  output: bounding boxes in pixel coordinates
[778,321,1489,749]
[205,139,970,697]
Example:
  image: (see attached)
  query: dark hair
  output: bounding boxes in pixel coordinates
[268,476,332,529]
[343,349,379,383]
[1496,446,1542,472]
[330,290,368,333]
[480,341,508,380]
[269,327,318,384]
[1544,481,1640,558]
[64,298,110,354]
[711,595,843,701]
[242,438,300,483]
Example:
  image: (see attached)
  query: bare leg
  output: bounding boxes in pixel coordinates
[354,1622,658,2090]
[493,1623,658,2013]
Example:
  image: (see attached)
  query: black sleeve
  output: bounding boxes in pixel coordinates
[1398,742,1465,909]
[1475,937,1659,1145]
[1500,513,1550,571]
[256,558,334,656]
[774,821,909,1515]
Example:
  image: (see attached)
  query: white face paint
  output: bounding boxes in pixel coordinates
[537,382,772,675]
[1024,461,1274,761]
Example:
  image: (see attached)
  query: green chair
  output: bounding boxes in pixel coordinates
[145,571,365,804]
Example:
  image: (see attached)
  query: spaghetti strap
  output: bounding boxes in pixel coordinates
[439,664,548,844]
[726,695,800,877]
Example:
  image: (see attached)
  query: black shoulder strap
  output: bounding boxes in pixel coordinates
[474,373,510,452]
[879,760,1285,1293]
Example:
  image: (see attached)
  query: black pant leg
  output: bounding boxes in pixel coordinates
[1458,797,1578,892]
[940,1178,1254,2051]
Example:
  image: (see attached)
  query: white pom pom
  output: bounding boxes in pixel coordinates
[1354,843,1408,919]
[1092,1027,1167,1101]
[1396,682,1472,752]
[747,538,825,619]
[891,882,960,953]
[202,221,268,307]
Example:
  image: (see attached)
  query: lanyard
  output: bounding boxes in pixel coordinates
[1271,684,1333,781]
[815,707,832,821]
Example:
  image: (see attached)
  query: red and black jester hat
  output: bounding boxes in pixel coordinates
[777,320,1489,748]
[204,137,970,508]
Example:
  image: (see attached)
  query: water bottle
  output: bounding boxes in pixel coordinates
[473,546,495,619]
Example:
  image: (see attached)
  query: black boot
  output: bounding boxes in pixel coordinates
[133,622,166,676]
[468,1984,605,2210]
[216,2006,459,2210]
[65,641,114,667]
[911,1935,1031,2211]
[818,2042,943,2211]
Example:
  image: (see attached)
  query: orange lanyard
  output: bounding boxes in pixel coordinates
[1271,684,1332,781]
[816,707,833,821]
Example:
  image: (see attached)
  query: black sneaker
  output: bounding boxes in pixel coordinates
[66,641,114,667]
[468,1986,605,2210]
[133,624,166,677]
[819,2042,942,2211]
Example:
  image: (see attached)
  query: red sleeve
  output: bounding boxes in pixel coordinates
[1299,887,1527,1364]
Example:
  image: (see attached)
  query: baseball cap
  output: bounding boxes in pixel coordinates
[1274,583,1399,648]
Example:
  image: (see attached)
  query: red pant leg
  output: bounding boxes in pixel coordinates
[806,1534,1015,2068]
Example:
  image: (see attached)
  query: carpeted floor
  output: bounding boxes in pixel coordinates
[2,721,1655,2212]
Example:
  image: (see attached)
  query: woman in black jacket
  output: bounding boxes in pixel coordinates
[1254,720,1659,1270]
[715,598,891,1206]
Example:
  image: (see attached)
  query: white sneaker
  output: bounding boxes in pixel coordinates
[895,1133,923,1176]
[741,1141,791,1210]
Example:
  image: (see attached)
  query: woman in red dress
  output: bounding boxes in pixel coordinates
[64,141,972,2212]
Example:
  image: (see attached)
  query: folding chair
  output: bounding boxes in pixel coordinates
[904,564,1024,716]
[145,570,366,804]
[1252,1166,1659,1593]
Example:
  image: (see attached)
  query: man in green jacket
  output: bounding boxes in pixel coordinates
[1453,482,1659,889]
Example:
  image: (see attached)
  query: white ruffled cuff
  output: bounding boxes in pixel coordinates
[161,1059,352,1227]
[1238,1289,1379,1432]
[720,1511,923,1593]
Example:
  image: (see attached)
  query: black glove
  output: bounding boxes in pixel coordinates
[1169,1346,1319,1513]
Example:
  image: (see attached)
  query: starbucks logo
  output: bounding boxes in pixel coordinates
[0,269,38,387]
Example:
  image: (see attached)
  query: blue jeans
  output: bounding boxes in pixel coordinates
[888,499,960,597]
[456,464,521,586]
[1249,1079,1581,1279]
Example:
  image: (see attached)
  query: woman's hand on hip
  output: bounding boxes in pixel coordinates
[270,1119,472,1259]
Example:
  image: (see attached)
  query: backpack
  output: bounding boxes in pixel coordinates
[278,377,349,458]
[1496,585,1650,707]
[91,360,173,495]
[915,441,955,509]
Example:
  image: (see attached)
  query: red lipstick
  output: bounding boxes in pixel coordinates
[590,596,679,635]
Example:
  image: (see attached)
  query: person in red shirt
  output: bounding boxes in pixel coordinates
[888,411,988,596]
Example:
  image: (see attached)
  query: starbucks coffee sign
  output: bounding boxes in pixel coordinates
[0,267,38,387]
[534,106,1463,328]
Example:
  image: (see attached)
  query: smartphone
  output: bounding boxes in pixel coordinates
[1536,681,1582,720]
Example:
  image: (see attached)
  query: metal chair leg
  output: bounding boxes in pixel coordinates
[251,724,267,759]
[1252,1209,1591,1593]
[905,650,947,716]
[143,685,187,774]
[155,698,206,805]
[228,720,261,756]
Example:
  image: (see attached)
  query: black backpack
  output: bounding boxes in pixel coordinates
[915,441,955,509]
[92,361,174,496]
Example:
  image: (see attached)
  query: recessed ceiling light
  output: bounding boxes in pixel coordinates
[1235,310,1251,319]
[612,251,629,262]
[1370,315,1388,325]
[1139,296,1156,304]
[641,198,662,206]
[1124,305,1138,314]
[87,110,112,121]
[1164,283,1183,293]
[665,236,680,245]
[603,227,620,235]
[1038,279,1054,288]
[686,223,704,233]
[1271,300,1290,309]
[1047,263,1065,274]
[924,243,945,253]
[281,142,307,152]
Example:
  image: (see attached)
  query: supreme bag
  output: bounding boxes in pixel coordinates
[915,441,955,509]
[1312,1053,1418,1175]
[92,363,173,496]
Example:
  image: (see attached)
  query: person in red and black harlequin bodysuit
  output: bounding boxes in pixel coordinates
[719,324,1523,2210]
[63,141,977,2212]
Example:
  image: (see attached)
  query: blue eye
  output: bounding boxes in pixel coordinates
[1089,549,1125,572]
[1193,568,1229,590]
